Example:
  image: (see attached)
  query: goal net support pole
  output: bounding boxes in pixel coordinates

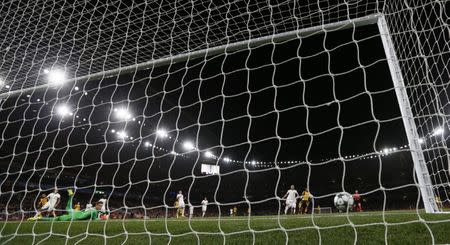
[377,15,439,213]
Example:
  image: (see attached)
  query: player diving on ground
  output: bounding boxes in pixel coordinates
[28,189,101,221]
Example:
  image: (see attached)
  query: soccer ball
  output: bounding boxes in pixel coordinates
[334,192,354,212]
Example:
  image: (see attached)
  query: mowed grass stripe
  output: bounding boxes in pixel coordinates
[1,212,450,244]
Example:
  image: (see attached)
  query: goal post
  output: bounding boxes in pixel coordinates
[377,15,439,213]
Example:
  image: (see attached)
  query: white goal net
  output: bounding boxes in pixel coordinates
[0,0,449,244]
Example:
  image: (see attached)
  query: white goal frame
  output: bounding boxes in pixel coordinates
[0,14,439,213]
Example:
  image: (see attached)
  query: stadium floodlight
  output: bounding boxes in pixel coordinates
[251,160,256,165]
[204,151,214,158]
[170,151,177,155]
[116,131,128,139]
[55,104,72,117]
[114,108,132,120]
[144,141,152,147]
[418,138,425,144]
[383,148,390,155]
[156,129,168,138]
[223,157,231,163]
[111,129,116,133]
[47,70,66,85]
[432,127,444,136]
[182,141,195,151]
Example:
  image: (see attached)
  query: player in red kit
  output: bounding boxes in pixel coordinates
[353,190,362,212]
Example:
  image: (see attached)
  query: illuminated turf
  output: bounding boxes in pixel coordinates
[1,211,450,244]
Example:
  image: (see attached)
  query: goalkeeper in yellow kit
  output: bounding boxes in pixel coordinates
[28,189,101,221]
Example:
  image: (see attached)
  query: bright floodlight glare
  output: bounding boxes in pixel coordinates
[383,148,390,154]
[433,127,444,136]
[48,70,66,85]
[144,141,151,147]
[115,108,132,120]
[418,138,425,144]
[251,160,256,165]
[223,157,231,162]
[156,129,168,138]
[183,141,195,151]
[204,151,214,158]
[55,104,72,117]
[116,131,127,139]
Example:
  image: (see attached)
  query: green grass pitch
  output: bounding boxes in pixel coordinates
[1,211,450,244]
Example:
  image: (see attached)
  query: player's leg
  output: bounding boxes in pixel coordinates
[65,189,74,214]
[284,202,290,214]
[304,201,309,214]
[34,203,50,218]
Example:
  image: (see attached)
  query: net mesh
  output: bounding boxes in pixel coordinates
[1,0,450,244]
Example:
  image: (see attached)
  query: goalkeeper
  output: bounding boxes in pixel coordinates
[28,189,100,221]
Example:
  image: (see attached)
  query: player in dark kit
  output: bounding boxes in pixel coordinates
[353,190,362,212]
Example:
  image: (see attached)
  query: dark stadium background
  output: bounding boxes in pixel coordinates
[0,23,427,218]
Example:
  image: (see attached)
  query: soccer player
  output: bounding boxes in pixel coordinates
[74,202,81,211]
[299,188,311,214]
[33,187,60,218]
[176,190,185,218]
[233,206,237,216]
[98,195,109,219]
[201,197,208,217]
[28,189,101,221]
[189,205,194,218]
[283,185,299,214]
[353,190,362,212]
[435,196,443,212]
[37,194,47,210]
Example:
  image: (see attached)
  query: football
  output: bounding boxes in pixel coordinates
[334,192,354,212]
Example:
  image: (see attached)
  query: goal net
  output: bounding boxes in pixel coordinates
[0,0,449,244]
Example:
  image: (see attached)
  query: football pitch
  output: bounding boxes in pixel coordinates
[1,211,450,244]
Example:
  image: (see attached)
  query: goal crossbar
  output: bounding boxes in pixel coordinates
[0,14,380,100]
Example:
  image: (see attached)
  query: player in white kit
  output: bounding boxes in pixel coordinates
[201,197,208,218]
[283,185,299,214]
[176,190,185,218]
[97,195,109,219]
[189,205,194,218]
[33,187,61,218]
